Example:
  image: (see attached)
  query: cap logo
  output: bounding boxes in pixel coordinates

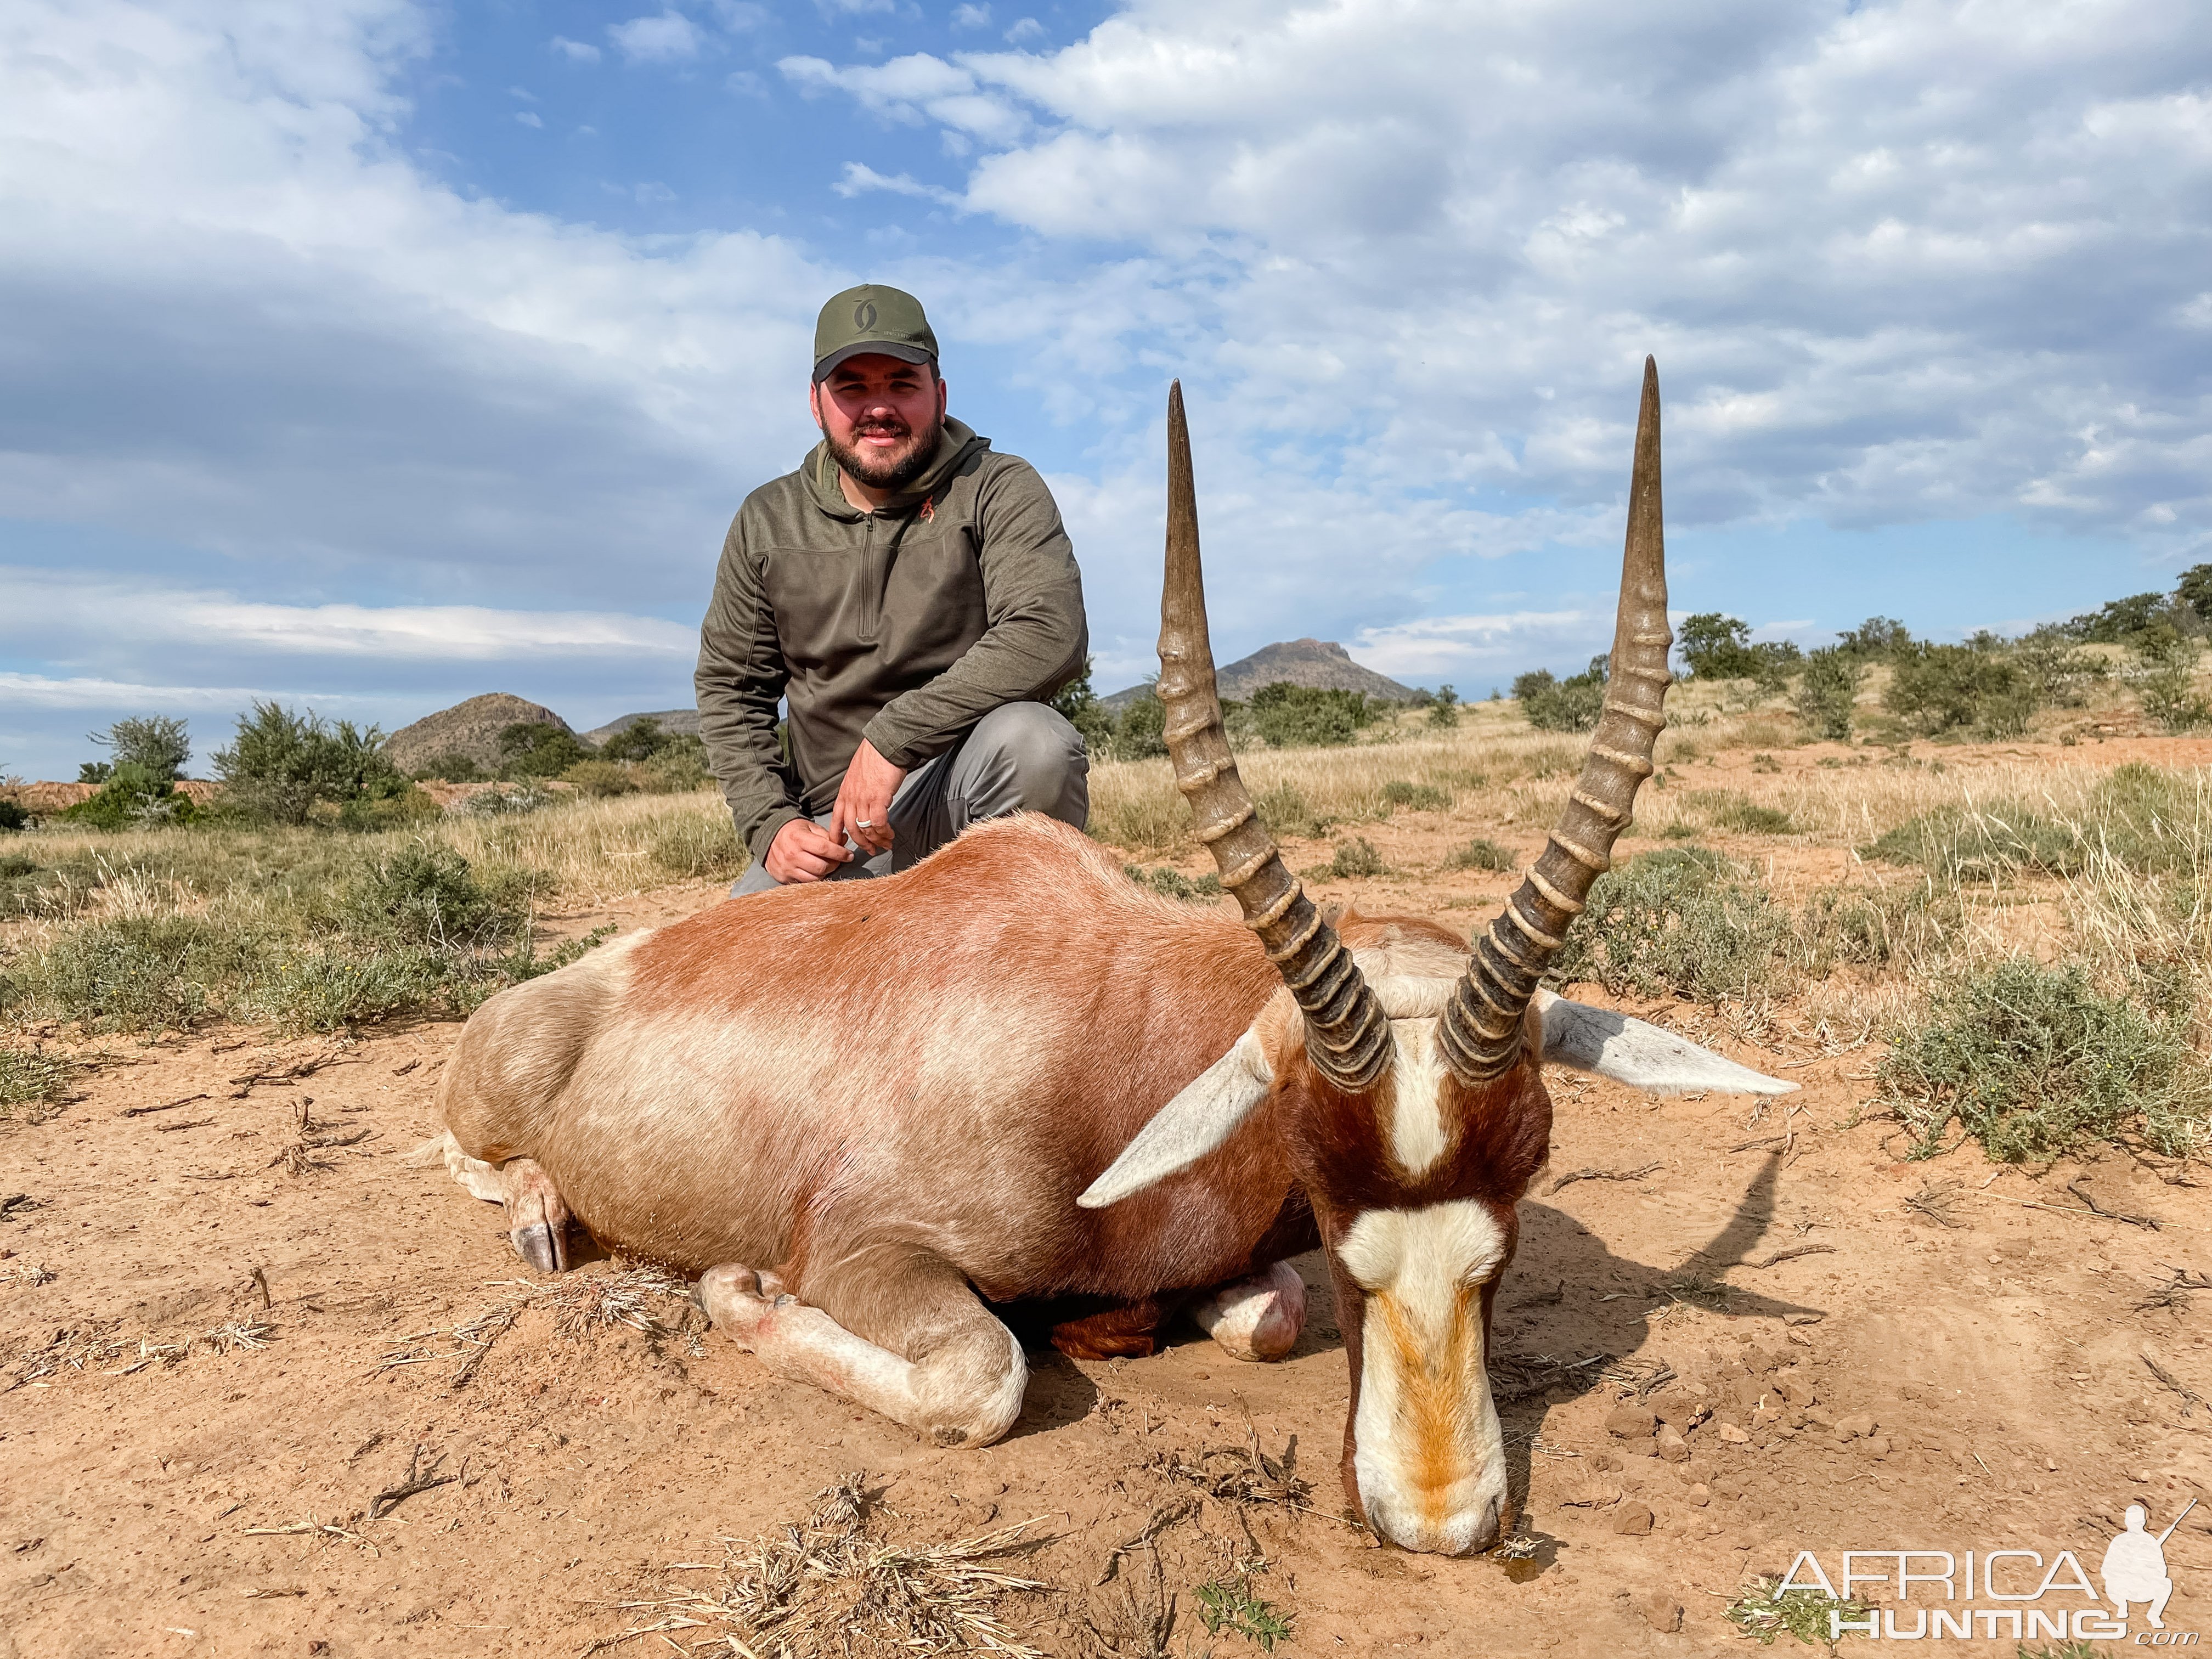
[854,301,878,330]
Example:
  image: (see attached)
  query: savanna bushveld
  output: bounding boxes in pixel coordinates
[5,534,2212,1652]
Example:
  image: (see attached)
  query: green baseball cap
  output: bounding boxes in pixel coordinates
[812,284,939,382]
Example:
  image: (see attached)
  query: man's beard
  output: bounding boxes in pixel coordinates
[825,410,943,493]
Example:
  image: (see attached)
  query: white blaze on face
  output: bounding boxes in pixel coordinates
[1381,1016,1450,1176]
[1336,1199,1510,1555]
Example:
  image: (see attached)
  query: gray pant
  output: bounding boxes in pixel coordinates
[730,701,1089,896]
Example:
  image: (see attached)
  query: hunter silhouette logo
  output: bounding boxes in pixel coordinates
[2107,1499,2195,1629]
[1775,1497,2200,1643]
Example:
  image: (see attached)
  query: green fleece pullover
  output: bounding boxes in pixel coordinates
[693,417,1088,863]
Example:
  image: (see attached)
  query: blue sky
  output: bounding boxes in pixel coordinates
[1,0,2207,779]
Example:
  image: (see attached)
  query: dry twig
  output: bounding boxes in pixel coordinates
[369,1446,460,1518]
[2144,1353,2205,1417]
[1548,1162,1660,1195]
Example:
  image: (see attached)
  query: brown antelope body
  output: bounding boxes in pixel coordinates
[433,362,1793,1554]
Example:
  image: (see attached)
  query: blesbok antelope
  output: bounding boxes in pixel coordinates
[430,359,1792,1554]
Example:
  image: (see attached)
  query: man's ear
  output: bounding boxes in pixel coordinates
[808,380,825,431]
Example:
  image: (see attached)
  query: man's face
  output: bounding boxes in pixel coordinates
[810,353,947,492]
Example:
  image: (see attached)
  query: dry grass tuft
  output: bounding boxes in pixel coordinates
[5,1317,275,1390]
[587,1472,1056,1658]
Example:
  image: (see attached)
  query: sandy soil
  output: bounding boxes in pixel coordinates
[6,739,2212,1657]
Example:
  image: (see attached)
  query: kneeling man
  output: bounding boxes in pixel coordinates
[697,284,1090,894]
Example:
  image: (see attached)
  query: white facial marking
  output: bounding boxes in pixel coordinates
[1339,1200,1510,1555]
[1381,1017,1449,1177]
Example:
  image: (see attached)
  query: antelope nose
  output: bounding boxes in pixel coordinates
[1367,1489,1503,1556]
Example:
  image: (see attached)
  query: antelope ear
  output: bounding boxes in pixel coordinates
[1078,1028,1274,1209]
[1536,988,1798,1096]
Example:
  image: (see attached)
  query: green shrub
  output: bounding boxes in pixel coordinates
[1256,783,1329,840]
[458,782,556,817]
[2129,631,2209,732]
[1050,663,1119,753]
[1793,646,1861,740]
[1514,658,1607,732]
[1688,790,1793,834]
[30,915,270,1032]
[498,722,595,780]
[1379,780,1451,812]
[1325,837,1386,878]
[88,715,191,782]
[651,814,747,880]
[562,759,639,798]
[1880,958,2209,1160]
[1836,616,1912,659]
[1124,864,1222,902]
[2012,625,2107,708]
[2066,590,2187,645]
[638,737,713,792]
[1113,693,1167,760]
[215,702,404,825]
[1678,614,1803,689]
[335,783,442,831]
[340,845,531,952]
[413,751,487,782]
[57,763,199,831]
[1550,847,1787,1003]
[1446,837,1514,872]
[261,946,458,1032]
[1883,642,2036,736]
[1245,682,1384,749]
[1427,685,1460,729]
[598,717,670,763]
[0,800,26,833]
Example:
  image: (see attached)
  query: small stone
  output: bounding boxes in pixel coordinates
[1607,1407,1658,1440]
[1718,1424,1750,1444]
[1613,1504,1654,1536]
[1593,1453,1624,1472]
[1685,1483,1711,1508]
[1562,1482,1624,1509]
[1640,1591,1684,1633]
[1865,1435,1891,1456]
[1837,1414,1877,1440]
[1656,1430,1690,1464]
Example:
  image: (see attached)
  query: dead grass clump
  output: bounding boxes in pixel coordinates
[545,1265,695,1342]
[590,1473,1054,1658]
[7,1319,275,1390]
[1379,780,1451,813]
[1878,958,2211,1161]
[0,1043,75,1119]
[1123,865,1222,904]
[1686,790,1794,834]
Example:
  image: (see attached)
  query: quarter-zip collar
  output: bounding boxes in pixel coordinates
[804,417,990,522]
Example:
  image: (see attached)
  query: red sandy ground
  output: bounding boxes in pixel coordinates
[4,738,2210,1657]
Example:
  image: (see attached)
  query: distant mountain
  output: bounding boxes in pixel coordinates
[1101,639,1417,710]
[384,693,570,774]
[580,708,701,747]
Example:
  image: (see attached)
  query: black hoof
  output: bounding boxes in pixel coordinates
[512,1223,561,1273]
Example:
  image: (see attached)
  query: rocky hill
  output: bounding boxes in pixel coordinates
[580,708,701,747]
[1101,639,1416,709]
[383,693,571,775]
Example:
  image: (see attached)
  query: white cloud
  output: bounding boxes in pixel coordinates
[1352,612,1603,681]
[1002,18,1042,45]
[549,35,600,62]
[952,4,991,27]
[0,571,696,662]
[608,11,705,65]
[514,110,543,128]
[833,162,962,206]
[788,0,2212,565]
[779,52,1029,143]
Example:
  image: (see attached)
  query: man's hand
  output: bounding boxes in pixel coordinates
[831,739,906,856]
[763,818,854,884]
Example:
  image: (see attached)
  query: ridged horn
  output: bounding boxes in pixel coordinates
[1440,357,1672,1085]
[1157,381,1392,1092]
